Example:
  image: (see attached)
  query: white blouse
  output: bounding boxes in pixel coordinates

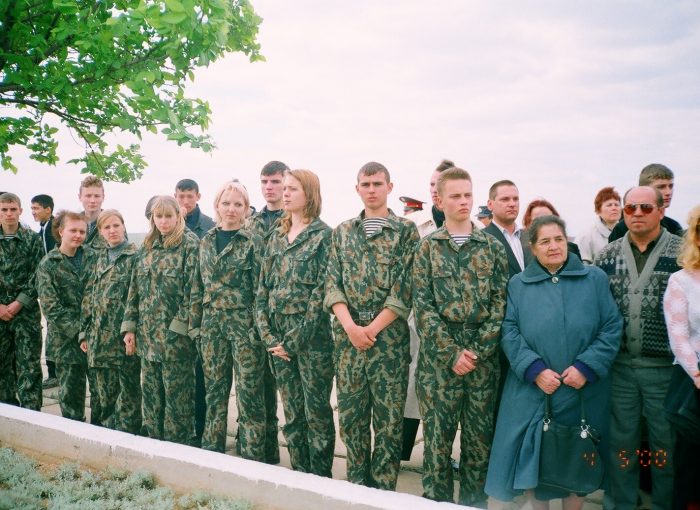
[663,269,700,379]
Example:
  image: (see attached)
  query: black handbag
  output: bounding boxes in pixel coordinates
[664,363,700,444]
[538,392,604,495]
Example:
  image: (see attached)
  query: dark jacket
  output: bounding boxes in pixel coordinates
[186,205,215,240]
[483,222,534,278]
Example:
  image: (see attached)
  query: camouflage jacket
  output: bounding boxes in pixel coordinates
[256,218,332,354]
[120,233,200,362]
[245,207,282,242]
[324,209,419,320]
[80,243,138,367]
[0,225,43,308]
[193,227,262,318]
[36,246,97,363]
[413,226,508,369]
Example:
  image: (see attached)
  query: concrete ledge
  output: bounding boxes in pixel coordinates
[0,404,464,510]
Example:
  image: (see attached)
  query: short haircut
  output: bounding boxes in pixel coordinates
[52,210,87,244]
[357,161,390,183]
[279,169,322,234]
[97,209,125,230]
[639,163,673,185]
[0,192,21,206]
[175,178,199,193]
[213,181,251,224]
[623,186,663,208]
[488,179,517,200]
[31,194,54,211]
[79,176,104,192]
[523,199,560,229]
[436,167,472,195]
[593,186,620,213]
[528,215,567,245]
[261,161,289,176]
[678,205,700,270]
[435,159,455,173]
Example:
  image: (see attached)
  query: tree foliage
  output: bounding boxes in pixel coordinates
[0,0,262,181]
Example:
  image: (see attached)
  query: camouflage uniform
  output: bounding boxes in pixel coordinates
[256,218,335,477]
[413,227,508,505]
[120,233,199,445]
[324,210,419,490]
[0,225,43,410]
[80,243,142,434]
[242,209,282,463]
[36,246,97,421]
[193,227,268,455]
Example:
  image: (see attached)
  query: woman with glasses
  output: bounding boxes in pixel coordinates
[663,204,700,510]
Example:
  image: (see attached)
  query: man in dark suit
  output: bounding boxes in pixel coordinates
[483,180,533,278]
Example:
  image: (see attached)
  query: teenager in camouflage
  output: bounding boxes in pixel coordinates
[121,196,200,446]
[0,193,44,411]
[324,162,419,490]
[194,181,270,456]
[256,169,335,477]
[414,168,508,505]
[79,210,142,434]
[36,211,97,421]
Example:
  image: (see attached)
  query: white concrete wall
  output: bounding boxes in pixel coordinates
[0,404,464,510]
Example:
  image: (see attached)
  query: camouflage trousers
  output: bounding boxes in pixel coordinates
[141,357,194,445]
[417,354,500,505]
[56,359,87,421]
[0,309,42,410]
[334,318,410,490]
[270,313,335,477]
[90,356,142,434]
[199,308,272,459]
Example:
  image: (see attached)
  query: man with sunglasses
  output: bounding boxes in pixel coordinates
[596,186,682,510]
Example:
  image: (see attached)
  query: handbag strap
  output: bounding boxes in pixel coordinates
[543,392,589,430]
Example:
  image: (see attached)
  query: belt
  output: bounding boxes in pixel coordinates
[349,309,380,323]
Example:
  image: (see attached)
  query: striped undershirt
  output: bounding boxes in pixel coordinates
[451,234,471,246]
[362,217,388,238]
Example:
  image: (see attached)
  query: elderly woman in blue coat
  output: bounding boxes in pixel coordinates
[485,216,622,510]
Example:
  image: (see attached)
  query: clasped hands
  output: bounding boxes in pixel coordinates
[0,301,23,321]
[535,366,587,394]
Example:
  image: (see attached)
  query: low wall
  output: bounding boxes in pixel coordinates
[0,404,463,510]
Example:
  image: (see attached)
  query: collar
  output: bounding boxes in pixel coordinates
[627,228,663,253]
[1,224,28,239]
[431,224,489,244]
[494,220,521,237]
[353,209,400,231]
[519,254,588,283]
[595,216,613,236]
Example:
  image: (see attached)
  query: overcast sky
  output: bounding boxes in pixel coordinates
[4,0,700,236]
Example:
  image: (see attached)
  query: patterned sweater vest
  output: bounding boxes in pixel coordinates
[596,229,682,365]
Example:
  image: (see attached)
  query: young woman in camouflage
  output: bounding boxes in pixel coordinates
[120,196,200,446]
[36,211,97,422]
[256,169,336,477]
[194,181,269,456]
[79,210,142,434]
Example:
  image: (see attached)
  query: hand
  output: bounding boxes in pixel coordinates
[535,368,562,394]
[268,343,291,362]
[80,341,88,353]
[562,365,587,389]
[452,349,478,376]
[346,323,375,351]
[0,304,11,321]
[6,300,23,317]
[123,332,136,356]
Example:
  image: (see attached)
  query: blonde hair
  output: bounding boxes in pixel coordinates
[97,209,125,230]
[279,169,322,234]
[144,196,185,249]
[213,181,251,225]
[678,205,700,270]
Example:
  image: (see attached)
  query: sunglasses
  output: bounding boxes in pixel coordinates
[623,203,656,215]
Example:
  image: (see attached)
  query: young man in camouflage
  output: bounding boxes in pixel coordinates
[324,162,419,490]
[78,176,107,250]
[414,168,508,506]
[0,193,44,411]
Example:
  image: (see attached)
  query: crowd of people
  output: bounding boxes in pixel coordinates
[0,160,698,509]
